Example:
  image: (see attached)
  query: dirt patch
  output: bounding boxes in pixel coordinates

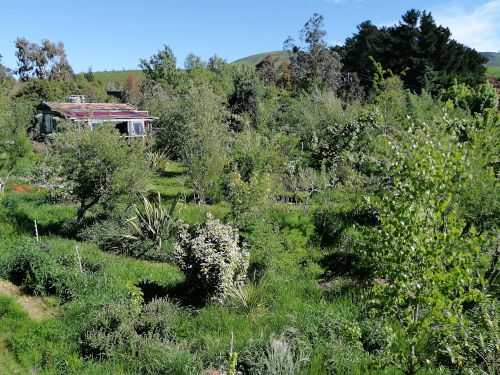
[8,182,44,195]
[11,182,31,194]
[0,280,56,321]
[0,280,19,298]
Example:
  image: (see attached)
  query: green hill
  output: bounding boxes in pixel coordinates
[480,52,500,67]
[487,66,500,78]
[76,70,145,89]
[232,51,290,66]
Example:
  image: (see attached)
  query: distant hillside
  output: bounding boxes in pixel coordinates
[480,52,500,67]
[76,70,145,89]
[235,51,500,70]
[232,51,290,66]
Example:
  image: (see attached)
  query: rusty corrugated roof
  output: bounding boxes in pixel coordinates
[42,102,157,121]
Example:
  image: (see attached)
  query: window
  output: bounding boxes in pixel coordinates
[133,122,144,135]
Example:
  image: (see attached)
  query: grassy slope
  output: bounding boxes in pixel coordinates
[75,70,145,89]
[487,66,500,78]
[232,50,290,66]
[0,156,373,373]
[0,296,28,375]
[480,52,500,67]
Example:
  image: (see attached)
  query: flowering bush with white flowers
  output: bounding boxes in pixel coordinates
[174,214,249,302]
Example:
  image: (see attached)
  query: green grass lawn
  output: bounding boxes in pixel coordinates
[487,66,500,77]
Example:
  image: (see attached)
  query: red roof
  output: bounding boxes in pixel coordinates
[43,102,156,121]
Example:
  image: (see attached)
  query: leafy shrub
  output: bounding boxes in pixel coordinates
[82,298,201,375]
[363,125,490,373]
[227,171,271,229]
[82,300,138,358]
[0,237,109,302]
[134,298,181,339]
[441,79,498,114]
[174,213,250,302]
[245,333,310,375]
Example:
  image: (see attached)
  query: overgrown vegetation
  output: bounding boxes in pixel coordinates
[0,8,498,375]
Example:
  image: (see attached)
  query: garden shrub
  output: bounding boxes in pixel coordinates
[243,333,310,375]
[0,237,110,302]
[134,298,181,339]
[441,79,499,114]
[174,213,250,302]
[82,300,138,358]
[82,298,201,375]
[227,171,271,230]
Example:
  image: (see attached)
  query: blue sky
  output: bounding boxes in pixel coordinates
[1,0,499,73]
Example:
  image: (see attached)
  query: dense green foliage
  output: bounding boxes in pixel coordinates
[335,9,488,93]
[0,9,498,375]
[43,124,150,222]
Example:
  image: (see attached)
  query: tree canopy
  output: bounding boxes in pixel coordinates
[335,9,487,93]
[14,38,73,82]
[284,13,342,92]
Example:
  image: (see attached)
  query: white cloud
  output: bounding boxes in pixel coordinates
[432,0,500,52]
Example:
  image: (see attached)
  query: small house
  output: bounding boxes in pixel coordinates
[39,95,157,138]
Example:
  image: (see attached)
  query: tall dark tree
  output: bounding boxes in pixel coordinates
[284,13,342,92]
[207,54,228,73]
[333,21,387,89]
[337,9,488,93]
[228,65,262,130]
[255,54,277,86]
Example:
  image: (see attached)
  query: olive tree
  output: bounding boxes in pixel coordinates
[149,84,230,204]
[46,124,150,222]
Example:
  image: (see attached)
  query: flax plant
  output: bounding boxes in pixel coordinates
[126,192,179,248]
